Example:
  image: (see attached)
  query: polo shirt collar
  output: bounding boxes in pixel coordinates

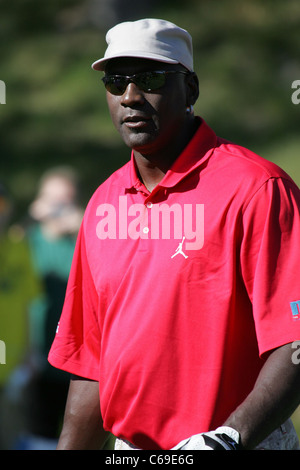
[125,117,217,193]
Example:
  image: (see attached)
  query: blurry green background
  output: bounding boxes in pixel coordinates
[0,0,300,443]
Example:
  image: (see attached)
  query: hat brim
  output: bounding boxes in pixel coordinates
[91,51,179,71]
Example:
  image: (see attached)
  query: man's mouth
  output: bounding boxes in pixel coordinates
[123,115,152,129]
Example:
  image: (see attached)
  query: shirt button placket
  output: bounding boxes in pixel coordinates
[138,200,153,251]
[143,201,152,237]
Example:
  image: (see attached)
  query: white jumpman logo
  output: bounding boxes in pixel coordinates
[171,237,188,259]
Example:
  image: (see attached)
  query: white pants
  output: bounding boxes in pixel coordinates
[114,418,300,450]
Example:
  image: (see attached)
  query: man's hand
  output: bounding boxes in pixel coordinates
[171,426,242,450]
[224,343,300,449]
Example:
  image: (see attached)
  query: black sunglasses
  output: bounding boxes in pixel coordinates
[102,70,190,95]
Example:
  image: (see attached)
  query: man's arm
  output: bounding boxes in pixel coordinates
[57,375,109,450]
[224,342,300,449]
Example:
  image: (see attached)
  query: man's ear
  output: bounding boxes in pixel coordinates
[186,72,199,107]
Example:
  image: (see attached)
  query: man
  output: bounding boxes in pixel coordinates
[48,18,300,450]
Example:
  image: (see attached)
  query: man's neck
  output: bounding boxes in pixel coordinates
[133,157,169,193]
[133,116,198,192]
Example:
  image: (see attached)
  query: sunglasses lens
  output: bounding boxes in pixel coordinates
[102,76,127,95]
[102,72,168,95]
[135,72,166,91]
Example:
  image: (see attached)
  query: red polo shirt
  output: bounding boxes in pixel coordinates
[48,118,300,449]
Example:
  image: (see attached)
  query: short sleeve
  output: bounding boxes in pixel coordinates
[48,223,101,380]
[240,177,300,356]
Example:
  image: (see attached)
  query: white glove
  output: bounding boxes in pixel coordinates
[171,426,242,450]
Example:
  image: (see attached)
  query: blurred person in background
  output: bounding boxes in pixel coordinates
[8,167,83,450]
[0,183,40,449]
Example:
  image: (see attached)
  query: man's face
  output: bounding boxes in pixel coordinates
[104,58,192,155]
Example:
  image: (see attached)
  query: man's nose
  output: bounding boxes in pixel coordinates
[120,82,145,106]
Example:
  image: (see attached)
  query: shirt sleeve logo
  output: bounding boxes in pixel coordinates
[290,301,300,320]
